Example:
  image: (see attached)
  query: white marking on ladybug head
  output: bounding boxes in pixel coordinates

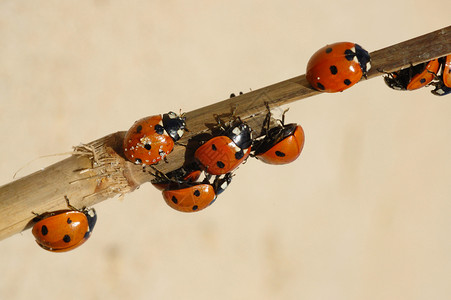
[167,112,177,119]
[87,209,96,218]
[232,127,241,135]
[436,88,445,95]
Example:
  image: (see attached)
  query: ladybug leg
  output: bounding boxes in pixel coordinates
[64,195,79,211]
[149,166,171,181]
[175,141,187,147]
[281,107,290,126]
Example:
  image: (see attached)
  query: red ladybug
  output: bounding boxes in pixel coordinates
[384,59,440,91]
[306,42,371,93]
[194,118,252,175]
[252,110,305,165]
[157,173,233,213]
[431,55,451,96]
[32,197,97,252]
[123,112,186,165]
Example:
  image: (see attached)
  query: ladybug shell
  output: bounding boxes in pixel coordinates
[123,115,174,165]
[162,183,216,212]
[306,42,371,93]
[32,209,97,252]
[255,124,305,165]
[194,136,251,175]
[406,59,440,90]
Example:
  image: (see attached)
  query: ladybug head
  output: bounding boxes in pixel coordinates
[83,208,97,238]
[354,43,371,75]
[163,112,187,142]
[431,80,451,96]
[212,173,233,195]
[226,123,253,150]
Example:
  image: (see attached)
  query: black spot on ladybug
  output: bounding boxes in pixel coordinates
[235,150,244,160]
[154,124,164,135]
[330,65,338,75]
[420,78,426,84]
[192,205,199,211]
[275,151,286,157]
[136,125,143,133]
[193,190,201,197]
[144,144,151,150]
[344,79,352,85]
[211,144,217,151]
[317,82,325,90]
[67,218,72,224]
[135,158,142,164]
[344,49,355,61]
[41,225,48,236]
[63,235,71,243]
[217,161,225,169]
[325,47,332,54]
[171,196,178,204]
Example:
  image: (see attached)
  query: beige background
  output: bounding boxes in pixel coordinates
[0,1,450,300]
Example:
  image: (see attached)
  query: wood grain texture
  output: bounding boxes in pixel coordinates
[0,25,450,241]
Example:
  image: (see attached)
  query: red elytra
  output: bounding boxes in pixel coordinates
[195,136,251,175]
[32,208,97,252]
[306,42,371,93]
[406,59,441,90]
[255,125,305,165]
[123,115,174,165]
[162,183,216,213]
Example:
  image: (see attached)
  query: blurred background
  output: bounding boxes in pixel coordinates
[0,1,450,299]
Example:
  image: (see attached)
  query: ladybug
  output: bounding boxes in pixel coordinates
[252,108,305,165]
[306,42,371,92]
[431,55,451,96]
[157,173,233,213]
[194,117,252,175]
[384,59,440,91]
[123,112,186,165]
[32,196,97,252]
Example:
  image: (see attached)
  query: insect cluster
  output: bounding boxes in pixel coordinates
[30,42,449,253]
[123,104,305,213]
[383,55,451,96]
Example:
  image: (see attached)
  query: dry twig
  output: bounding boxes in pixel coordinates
[0,26,450,241]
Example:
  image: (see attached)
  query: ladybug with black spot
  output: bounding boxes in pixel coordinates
[306,42,371,92]
[194,116,252,175]
[431,55,451,96]
[123,112,186,165]
[153,171,233,213]
[252,107,305,165]
[32,196,97,252]
[384,59,440,91]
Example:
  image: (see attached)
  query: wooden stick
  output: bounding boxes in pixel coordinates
[1,25,450,241]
